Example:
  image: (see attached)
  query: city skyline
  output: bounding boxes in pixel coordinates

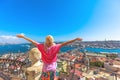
[0,0,120,44]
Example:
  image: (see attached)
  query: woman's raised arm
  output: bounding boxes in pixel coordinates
[60,38,82,47]
[16,34,38,46]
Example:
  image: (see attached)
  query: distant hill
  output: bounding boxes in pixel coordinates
[0,41,120,55]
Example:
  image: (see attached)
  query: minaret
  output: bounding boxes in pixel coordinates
[83,49,89,72]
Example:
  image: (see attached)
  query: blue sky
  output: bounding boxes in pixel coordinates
[0,0,120,43]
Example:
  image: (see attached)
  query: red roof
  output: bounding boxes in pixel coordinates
[69,56,76,60]
[75,64,81,69]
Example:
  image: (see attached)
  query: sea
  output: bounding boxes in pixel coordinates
[0,43,120,55]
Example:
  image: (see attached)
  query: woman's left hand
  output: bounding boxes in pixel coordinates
[75,38,82,41]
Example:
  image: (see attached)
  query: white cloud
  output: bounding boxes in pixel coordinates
[0,35,18,39]
[0,35,26,44]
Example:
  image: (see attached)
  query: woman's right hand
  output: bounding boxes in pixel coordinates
[16,34,25,38]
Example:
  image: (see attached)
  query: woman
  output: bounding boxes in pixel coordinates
[16,34,82,80]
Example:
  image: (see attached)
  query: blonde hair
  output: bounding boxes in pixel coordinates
[45,35,54,44]
[29,48,41,60]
